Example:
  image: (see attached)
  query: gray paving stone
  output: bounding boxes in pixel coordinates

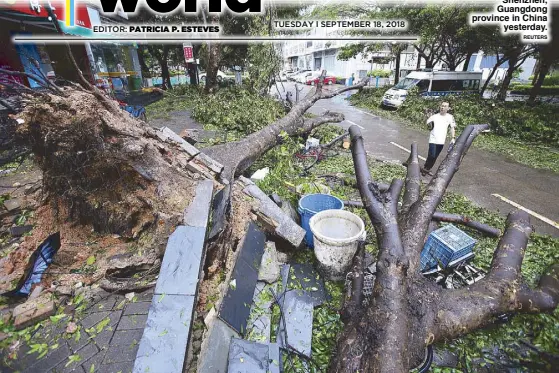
[79,351,106,373]
[90,296,119,313]
[154,226,206,296]
[123,302,151,316]
[277,291,314,357]
[116,314,148,331]
[103,344,139,364]
[197,319,239,373]
[110,329,144,347]
[135,290,155,302]
[22,341,72,373]
[183,179,214,228]
[133,294,195,373]
[80,312,111,330]
[227,338,269,373]
[268,343,280,373]
[97,361,134,373]
[90,328,113,351]
[53,343,99,372]
[67,326,92,353]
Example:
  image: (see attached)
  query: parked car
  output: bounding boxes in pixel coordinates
[296,71,314,83]
[199,70,228,83]
[306,75,336,85]
[279,69,293,81]
[289,70,311,82]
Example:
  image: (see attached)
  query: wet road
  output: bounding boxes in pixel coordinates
[276,82,559,237]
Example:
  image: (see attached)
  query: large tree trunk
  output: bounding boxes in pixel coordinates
[204,37,221,93]
[329,127,559,372]
[394,52,401,84]
[528,61,551,104]
[480,55,507,96]
[462,51,473,71]
[137,46,151,78]
[497,53,519,101]
[161,46,172,90]
[202,80,366,181]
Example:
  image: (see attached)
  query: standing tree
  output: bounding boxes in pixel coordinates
[328,125,559,372]
[528,8,559,104]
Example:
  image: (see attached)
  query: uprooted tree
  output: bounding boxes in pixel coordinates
[2,64,361,272]
[328,125,559,372]
[3,38,559,370]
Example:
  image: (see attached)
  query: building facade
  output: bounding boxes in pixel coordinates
[282,26,536,84]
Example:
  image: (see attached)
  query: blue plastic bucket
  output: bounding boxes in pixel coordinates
[298,194,344,247]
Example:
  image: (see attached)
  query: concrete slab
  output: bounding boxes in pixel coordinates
[197,319,239,373]
[277,290,314,357]
[154,226,206,296]
[184,179,214,228]
[227,338,269,373]
[240,180,306,248]
[156,127,199,157]
[219,258,258,335]
[133,294,195,373]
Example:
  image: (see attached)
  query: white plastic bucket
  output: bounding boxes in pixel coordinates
[309,209,366,280]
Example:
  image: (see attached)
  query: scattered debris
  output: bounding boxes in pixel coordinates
[258,242,280,284]
[1,232,60,298]
[227,338,270,373]
[9,225,33,237]
[239,177,306,248]
[277,290,314,357]
[3,199,21,212]
[125,292,136,301]
[219,222,266,334]
[28,285,43,300]
[12,293,55,330]
[65,321,78,334]
[288,263,328,307]
[250,167,270,182]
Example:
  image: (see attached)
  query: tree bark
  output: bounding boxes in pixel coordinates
[480,55,506,96]
[161,46,172,90]
[462,51,473,71]
[137,46,151,78]
[497,53,519,101]
[528,61,551,104]
[394,52,401,84]
[329,124,559,372]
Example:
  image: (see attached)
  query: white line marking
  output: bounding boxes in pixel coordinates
[389,142,427,161]
[491,194,559,230]
[356,109,377,118]
[346,120,364,129]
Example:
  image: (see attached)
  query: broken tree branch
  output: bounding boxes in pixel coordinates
[432,212,501,237]
[404,124,489,267]
[343,200,501,238]
[402,142,421,215]
[433,211,559,344]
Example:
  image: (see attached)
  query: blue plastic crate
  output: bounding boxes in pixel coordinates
[420,224,476,271]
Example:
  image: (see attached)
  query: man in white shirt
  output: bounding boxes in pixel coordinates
[422,101,456,174]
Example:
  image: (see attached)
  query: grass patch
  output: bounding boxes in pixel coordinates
[349,88,559,174]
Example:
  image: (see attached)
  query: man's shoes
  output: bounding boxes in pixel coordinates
[420,167,433,176]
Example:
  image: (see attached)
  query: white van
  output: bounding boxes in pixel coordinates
[381,70,482,108]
